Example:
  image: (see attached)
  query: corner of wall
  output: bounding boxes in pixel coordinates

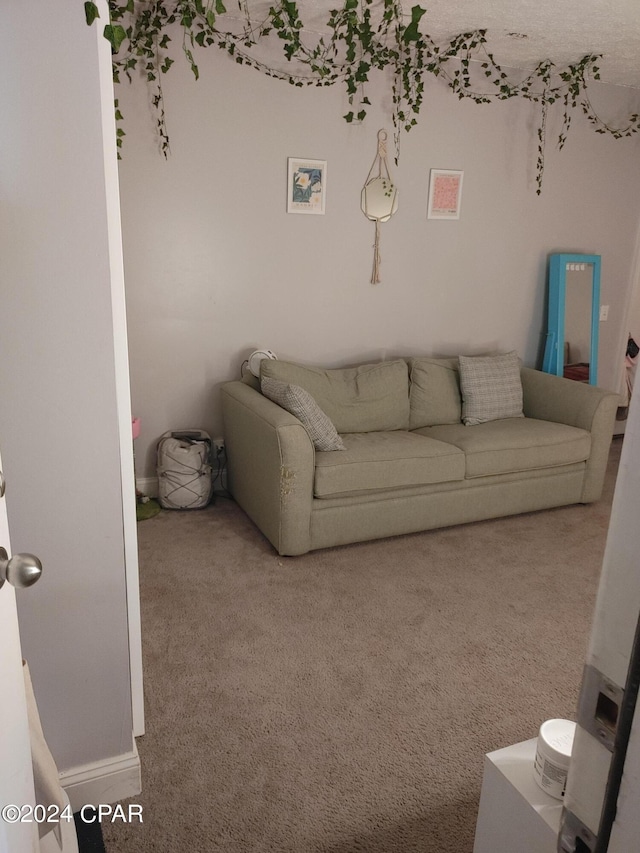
[61,743,141,813]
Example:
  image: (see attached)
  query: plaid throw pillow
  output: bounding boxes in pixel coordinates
[458,352,524,426]
[261,377,346,451]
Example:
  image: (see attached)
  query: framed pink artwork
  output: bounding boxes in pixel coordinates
[427,169,464,220]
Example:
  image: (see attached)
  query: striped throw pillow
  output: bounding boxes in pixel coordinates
[261,377,346,451]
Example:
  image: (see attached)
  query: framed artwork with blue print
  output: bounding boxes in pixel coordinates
[287,158,327,215]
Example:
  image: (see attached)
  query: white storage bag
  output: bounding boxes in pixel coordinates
[157,430,214,509]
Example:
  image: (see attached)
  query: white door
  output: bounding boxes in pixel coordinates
[0,453,41,853]
[560,380,640,849]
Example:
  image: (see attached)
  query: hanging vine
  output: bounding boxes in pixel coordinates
[85,0,640,193]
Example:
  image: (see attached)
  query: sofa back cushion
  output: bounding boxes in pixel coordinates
[409,357,462,428]
[260,358,410,433]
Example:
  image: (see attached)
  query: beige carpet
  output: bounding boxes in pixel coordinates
[103,440,622,853]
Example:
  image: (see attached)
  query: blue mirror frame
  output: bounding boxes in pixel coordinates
[542,253,601,385]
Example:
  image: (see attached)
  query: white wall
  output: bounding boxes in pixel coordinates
[0,3,135,773]
[115,35,640,478]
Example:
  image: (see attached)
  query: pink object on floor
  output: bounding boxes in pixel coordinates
[132,417,141,440]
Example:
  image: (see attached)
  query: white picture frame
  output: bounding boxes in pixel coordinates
[427,169,464,220]
[287,158,327,215]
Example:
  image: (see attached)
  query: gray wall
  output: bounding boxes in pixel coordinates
[0,4,134,770]
[115,44,640,479]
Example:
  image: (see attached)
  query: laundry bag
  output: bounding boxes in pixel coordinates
[156,430,214,509]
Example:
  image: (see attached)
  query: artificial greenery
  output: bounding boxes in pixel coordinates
[85,0,640,193]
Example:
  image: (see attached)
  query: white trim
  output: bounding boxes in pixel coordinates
[617,214,640,395]
[95,5,145,739]
[60,745,141,813]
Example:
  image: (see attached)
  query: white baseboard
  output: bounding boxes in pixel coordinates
[60,743,141,812]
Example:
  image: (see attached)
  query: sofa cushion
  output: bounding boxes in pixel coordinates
[409,357,462,428]
[261,378,346,451]
[458,351,524,425]
[415,417,590,478]
[261,358,410,433]
[313,431,465,498]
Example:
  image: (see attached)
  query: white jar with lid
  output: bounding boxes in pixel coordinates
[533,719,576,800]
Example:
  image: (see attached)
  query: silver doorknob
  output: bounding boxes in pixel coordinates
[0,547,42,590]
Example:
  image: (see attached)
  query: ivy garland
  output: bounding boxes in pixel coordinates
[85,0,640,193]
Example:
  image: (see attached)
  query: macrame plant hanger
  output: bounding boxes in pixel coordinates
[361,129,399,284]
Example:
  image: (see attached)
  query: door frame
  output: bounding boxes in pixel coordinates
[95,9,144,738]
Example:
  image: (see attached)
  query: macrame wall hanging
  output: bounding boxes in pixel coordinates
[361,129,399,284]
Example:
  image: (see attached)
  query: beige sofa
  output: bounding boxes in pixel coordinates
[220,356,618,556]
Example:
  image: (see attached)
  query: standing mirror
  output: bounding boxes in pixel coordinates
[543,253,601,385]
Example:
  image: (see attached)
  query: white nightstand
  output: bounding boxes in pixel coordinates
[474,738,563,853]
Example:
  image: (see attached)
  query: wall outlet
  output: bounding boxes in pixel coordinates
[600,305,609,321]
[213,438,225,457]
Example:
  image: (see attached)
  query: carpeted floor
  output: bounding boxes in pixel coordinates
[103,439,622,853]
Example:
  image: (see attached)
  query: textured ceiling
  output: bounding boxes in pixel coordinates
[222,0,640,88]
[416,0,640,88]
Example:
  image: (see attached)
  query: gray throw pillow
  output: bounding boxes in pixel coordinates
[261,377,346,451]
[458,352,524,425]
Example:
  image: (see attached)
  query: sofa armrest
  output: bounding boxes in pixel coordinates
[521,367,619,501]
[221,380,315,555]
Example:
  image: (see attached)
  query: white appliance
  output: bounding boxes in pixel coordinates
[247,349,277,378]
